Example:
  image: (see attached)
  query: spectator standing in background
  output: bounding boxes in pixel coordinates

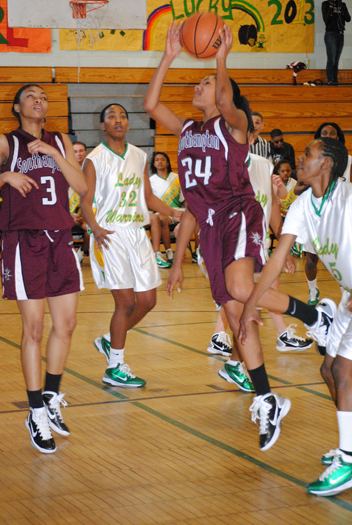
[322,0,351,85]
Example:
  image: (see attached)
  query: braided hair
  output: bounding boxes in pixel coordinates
[317,137,348,196]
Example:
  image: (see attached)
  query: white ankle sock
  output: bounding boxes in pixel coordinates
[307,278,317,292]
[108,348,124,369]
[227,359,240,366]
[337,411,352,460]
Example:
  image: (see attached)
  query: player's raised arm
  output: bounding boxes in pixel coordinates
[144,21,185,137]
[215,25,248,142]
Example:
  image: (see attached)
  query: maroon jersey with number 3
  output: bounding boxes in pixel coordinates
[0,128,73,231]
[177,116,255,226]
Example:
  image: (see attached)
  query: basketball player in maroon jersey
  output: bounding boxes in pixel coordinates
[144,23,335,451]
[0,84,87,453]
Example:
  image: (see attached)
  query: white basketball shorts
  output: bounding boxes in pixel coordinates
[90,226,162,292]
[327,290,352,361]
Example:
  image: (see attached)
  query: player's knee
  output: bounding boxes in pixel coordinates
[320,360,332,383]
[144,295,157,312]
[226,282,248,304]
[54,317,77,338]
[25,321,44,344]
[331,358,350,388]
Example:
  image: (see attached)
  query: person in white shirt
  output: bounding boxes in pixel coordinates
[149,151,185,267]
[299,122,352,307]
[81,104,181,388]
[240,137,352,497]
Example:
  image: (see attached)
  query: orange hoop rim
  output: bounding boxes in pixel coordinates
[70,0,109,19]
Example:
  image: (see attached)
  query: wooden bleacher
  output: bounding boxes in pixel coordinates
[0,82,69,134]
[0,67,350,168]
[0,69,68,134]
[53,67,352,168]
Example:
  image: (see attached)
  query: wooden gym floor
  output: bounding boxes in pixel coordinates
[0,254,351,525]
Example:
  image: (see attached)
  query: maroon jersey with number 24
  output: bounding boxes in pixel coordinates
[177,116,257,226]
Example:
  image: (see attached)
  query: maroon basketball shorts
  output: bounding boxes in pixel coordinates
[1,229,84,300]
[200,198,266,305]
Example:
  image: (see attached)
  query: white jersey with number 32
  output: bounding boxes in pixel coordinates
[86,142,150,229]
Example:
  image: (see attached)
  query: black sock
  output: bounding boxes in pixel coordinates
[44,372,62,394]
[284,296,319,326]
[27,389,44,409]
[247,364,271,396]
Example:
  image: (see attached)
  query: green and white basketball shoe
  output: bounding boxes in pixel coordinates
[307,454,352,496]
[103,363,146,388]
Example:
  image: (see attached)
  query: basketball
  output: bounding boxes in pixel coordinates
[180,12,224,60]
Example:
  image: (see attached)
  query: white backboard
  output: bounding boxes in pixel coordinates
[8,0,147,30]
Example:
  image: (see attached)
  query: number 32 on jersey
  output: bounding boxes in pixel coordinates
[181,156,212,188]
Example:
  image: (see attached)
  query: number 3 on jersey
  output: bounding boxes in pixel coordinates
[41,176,57,206]
[181,156,212,189]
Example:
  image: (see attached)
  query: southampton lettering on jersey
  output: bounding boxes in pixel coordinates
[313,237,339,260]
[178,129,220,154]
[17,153,61,175]
[115,172,141,189]
[105,211,145,224]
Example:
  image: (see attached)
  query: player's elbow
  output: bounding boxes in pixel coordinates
[143,97,156,116]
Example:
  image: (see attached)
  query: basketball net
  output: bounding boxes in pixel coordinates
[69,0,109,82]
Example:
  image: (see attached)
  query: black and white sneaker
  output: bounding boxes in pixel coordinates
[25,407,57,454]
[207,331,232,357]
[305,298,337,356]
[249,393,291,451]
[43,391,70,436]
[276,324,313,352]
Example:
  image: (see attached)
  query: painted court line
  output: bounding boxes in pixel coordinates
[0,334,349,510]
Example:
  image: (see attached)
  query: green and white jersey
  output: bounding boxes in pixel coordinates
[282,179,352,292]
[149,171,185,209]
[248,153,273,251]
[280,177,297,212]
[86,142,149,228]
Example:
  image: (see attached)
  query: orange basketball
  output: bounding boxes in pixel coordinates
[180,12,224,60]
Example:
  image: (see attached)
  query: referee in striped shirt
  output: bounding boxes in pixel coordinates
[249,112,272,160]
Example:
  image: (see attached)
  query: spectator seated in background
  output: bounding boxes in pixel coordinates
[249,112,271,160]
[149,152,185,268]
[70,141,89,262]
[273,159,301,257]
[270,129,296,177]
[273,160,296,218]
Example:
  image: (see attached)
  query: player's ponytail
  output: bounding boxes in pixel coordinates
[229,78,252,132]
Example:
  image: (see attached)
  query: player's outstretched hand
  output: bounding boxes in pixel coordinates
[166,265,183,298]
[272,174,283,188]
[2,171,39,197]
[173,209,183,222]
[238,303,263,345]
[165,20,183,59]
[215,24,232,60]
[93,226,115,250]
[284,252,296,274]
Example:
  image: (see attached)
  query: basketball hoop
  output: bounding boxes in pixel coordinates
[69,0,109,19]
[69,0,109,81]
